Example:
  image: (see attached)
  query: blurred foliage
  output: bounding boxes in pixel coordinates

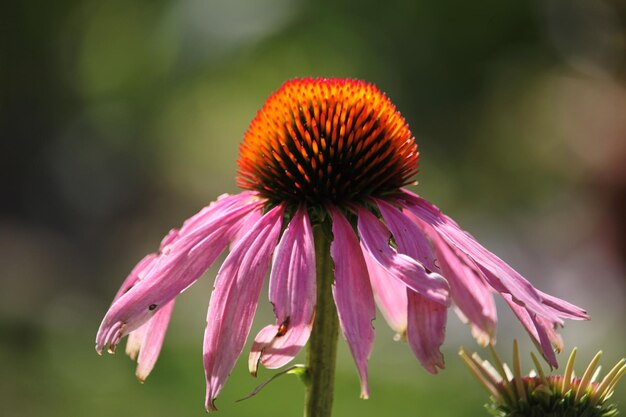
[1,0,625,416]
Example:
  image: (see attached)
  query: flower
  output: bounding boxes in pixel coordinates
[96,78,589,411]
[460,341,625,417]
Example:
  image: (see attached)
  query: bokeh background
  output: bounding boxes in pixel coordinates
[2,0,625,416]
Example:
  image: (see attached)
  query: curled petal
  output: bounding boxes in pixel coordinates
[329,206,375,399]
[203,205,284,412]
[356,207,449,305]
[406,290,447,374]
[96,193,259,355]
[249,206,316,374]
[249,323,312,375]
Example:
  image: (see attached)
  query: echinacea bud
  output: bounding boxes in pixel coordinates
[460,341,625,417]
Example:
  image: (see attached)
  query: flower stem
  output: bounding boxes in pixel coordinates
[304,224,339,417]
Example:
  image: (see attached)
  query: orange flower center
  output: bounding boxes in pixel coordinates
[237,78,419,206]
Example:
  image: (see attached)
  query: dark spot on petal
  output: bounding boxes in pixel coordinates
[148,304,157,311]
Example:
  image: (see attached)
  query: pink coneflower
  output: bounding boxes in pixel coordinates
[96,78,589,412]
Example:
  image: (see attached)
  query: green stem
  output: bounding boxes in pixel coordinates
[304,223,339,417]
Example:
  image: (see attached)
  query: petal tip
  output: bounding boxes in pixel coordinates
[248,349,261,377]
[359,380,371,400]
[205,399,218,413]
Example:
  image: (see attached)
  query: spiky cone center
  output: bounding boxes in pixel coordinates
[237,78,419,208]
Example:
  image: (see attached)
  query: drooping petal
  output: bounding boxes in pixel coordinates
[398,190,589,364]
[403,209,497,345]
[125,299,176,381]
[375,200,447,372]
[363,249,407,338]
[356,207,449,306]
[329,206,375,399]
[135,299,175,382]
[399,190,571,324]
[406,290,447,374]
[113,230,179,356]
[203,205,284,412]
[111,230,180,379]
[96,192,260,355]
[249,206,316,375]
[431,235,496,345]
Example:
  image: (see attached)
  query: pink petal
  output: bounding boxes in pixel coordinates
[433,236,496,345]
[96,192,259,355]
[178,191,258,235]
[248,326,278,375]
[501,292,558,368]
[400,190,562,323]
[363,249,408,337]
[536,290,589,320]
[125,324,147,361]
[376,199,437,270]
[375,201,447,372]
[135,299,175,382]
[231,209,263,250]
[249,323,312,374]
[355,207,449,306]
[113,254,157,302]
[404,209,497,345]
[406,290,447,374]
[203,204,284,412]
[249,206,316,375]
[329,206,375,399]
[113,230,180,356]
[114,228,180,304]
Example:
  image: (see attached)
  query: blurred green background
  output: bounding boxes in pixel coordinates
[2,0,625,416]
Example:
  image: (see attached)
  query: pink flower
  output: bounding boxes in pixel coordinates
[96,78,589,411]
